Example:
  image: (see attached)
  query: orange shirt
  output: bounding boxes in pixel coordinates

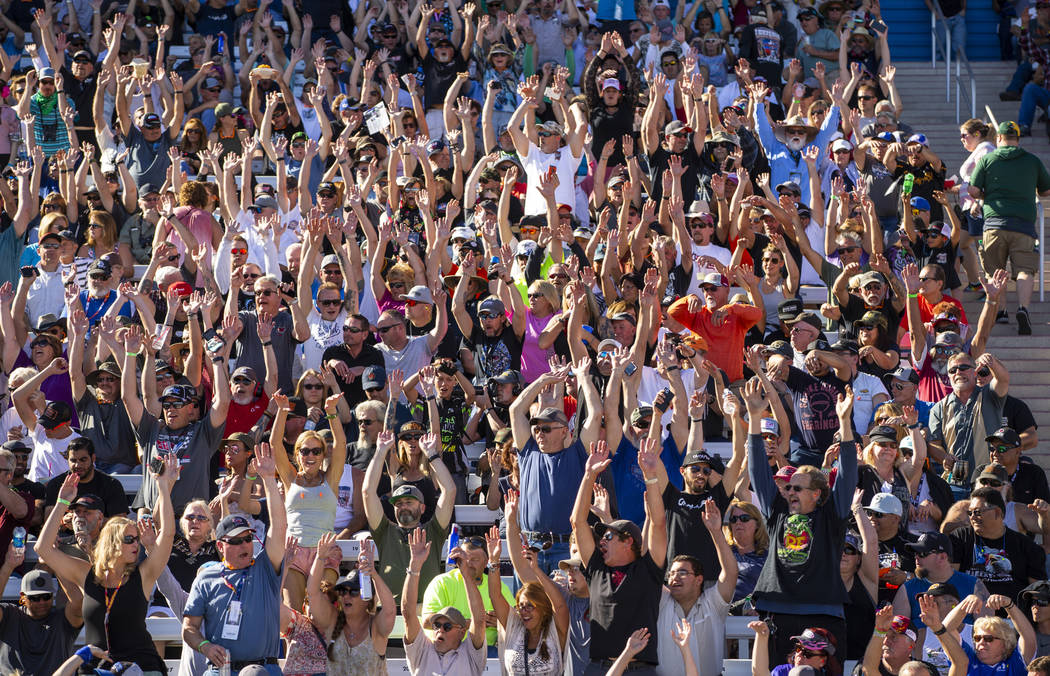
[668,297,763,382]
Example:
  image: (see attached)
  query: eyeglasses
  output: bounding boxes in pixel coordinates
[948,364,973,375]
[162,401,188,410]
[319,298,342,307]
[727,514,753,524]
[836,246,858,255]
[978,479,1004,488]
[299,446,325,456]
[973,635,1001,644]
[185,514,209,521]
[231,248,247,255]
[432,621,457,632]
[122,535,139,544]
[378,324,399,333]
[222,535,253,545]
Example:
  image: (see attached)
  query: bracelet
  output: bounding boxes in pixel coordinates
[57,497,71,506]
[245,474,258,480]
[56,90,65,95]
[908,422,921,430]
[126,351,141,357]
[276,157,285,162]
[644,477,658,485]
[326,413,337,420]
[907,293,918,298]
[667,365,680,371]
[424,395,435,401]
[406,568,420,576]
[175,90,183,94]
[874,628,888,636]
[211,356,225,363]
[260,340,272,346]
[689,416,704,422]
[933,626,948,636]
[427,454,440,462]
[197,639,212,652]
[624,155,636,160]
[1005,600,1015,610]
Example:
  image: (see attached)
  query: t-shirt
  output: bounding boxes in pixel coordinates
[783,366,849,452]
[422,569,515,646]
[521,144,582,216]
[1008,460,1050,505]
[405,626,486,676]
[132,413,225,512]
[586,548,664,663]
[421,53,467,109]
[517,438,588,536]
[667,300,762,382]
[237,310,301,396]
[656,585,730,676]
[224,392,270,437]
[903,571,978,628]
[464,323,523,386]
[961,641,1026,676]
[663,482,732,581]
[877,532,917,605]
[949,526,1047,600]
[125,125,175,189]
[649,146,703,206]
[609,436,684,526]
[0,223,24,288]
[27,426,79,484]
[558,585,591,676]
[184,557,282,662]
[0,605,80,676]
[970,145,1050,231]
[44,469,128,516]
[739,24,784,84]
[74,390,136,468]
[322,343,385,411]
[372,515,449,603]
[376,335,436,385]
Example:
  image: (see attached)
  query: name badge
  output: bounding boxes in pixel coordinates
[221,600,242,640]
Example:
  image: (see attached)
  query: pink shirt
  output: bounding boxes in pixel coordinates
[520,310,556,383]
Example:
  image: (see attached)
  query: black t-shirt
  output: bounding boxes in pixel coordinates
[949,526,1047,600]
[321,343,386,411]
[877,532,917,605]
[586,548,664,664]
[422,53,467,109]
[465,323,523,385]
[894,160,946,221]
[589,107,635,168]
[0,604,79,676]
[916,240,960,290]
[1001,395,1038,439]
[12,479,45,503]
[840,296,901,338]
[663,481,732,580]
[1010,460,1050,505]
[44,470,128,517]
[649,145,702,206]
[784,366,849,451]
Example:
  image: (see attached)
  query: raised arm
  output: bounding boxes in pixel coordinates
[571,441,610,566]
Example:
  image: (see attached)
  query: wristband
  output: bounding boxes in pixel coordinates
[57,497,71,506]
[326,413,337,420]
[874,628,888,636]
[56,90,65,95]
[245,474,258,480]
[126,351,141,357]
[260,340,272,346]
[483,407,494,416]
[933,626,948,636]
[908,422,921,430]
[175,90,183,94]
[406,568,420,576]
[427,454,440,462]
[423,395,435,401]
[689,416,704,422]
[76,645,94,662]
[1006,600,1015,610]
[644,477,658,485]
[667,365,680,371]
[907,293,918,298]
[211,356,225,363]
[197,639,212,652]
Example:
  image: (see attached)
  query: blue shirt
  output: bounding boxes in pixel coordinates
[753,105,841,206]
[0,224,25,289]
[184,557,282,662]
[518,438,587,535]
[77,290,133,327]
[962,641,1026,676]
[609,435,684,525]
[904,571,978,628]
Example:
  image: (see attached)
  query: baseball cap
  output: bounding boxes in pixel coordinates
[37,67,56,80]
[593,519,643,546]
[905,531,953,557]
[424,606,468,629]
[160,384,196,404]
[906,133,928,146]
[700,272,729,288]
[142,113,162,129]
[866,492,903,516]
[790,628,835,655]
[773,465,797,481]
[388,484,425,504]
[630,406,654,426]
[998,121,1021,137]
[361,366,387,390]
[830,338,859,354]
[478,297,506,317]
[221,432,255,450]
[664,120,692,136]
[910,196,931,212]
[926,582,961,599]
[72,494,105,512]
[231,366,258,382]
[761,418,780,436]
[37,401,72,430]
[776,180,802,195]
[251,195,278,211]
[530,407,568,426]
[215,515,253,540]
[596,338,622,354]
[974,463,1009,484]
[831,139,853,152]
[558,558,584,571]
[681,449,725,473]
[21,569,55,596]
[786,311,822,331]
[215,102,233,118]
[397,420,425,438]
[602,78,621,91]
[400,285,434,304]
[867,425,899,444]
[985,426,1021,448]
[490,370,523,386]
[885,365,920,385]
[777,298,804,322]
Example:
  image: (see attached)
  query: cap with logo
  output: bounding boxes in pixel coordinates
[905,531,953,558]
[21,569,55,596]
[216,514,253,539]
[361,366,387,390]
[37,401,72,430]
[985,426,1021,448]
[681,449,725,473]
[388,484,425,504]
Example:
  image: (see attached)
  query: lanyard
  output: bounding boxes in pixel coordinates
[103,572,126,651]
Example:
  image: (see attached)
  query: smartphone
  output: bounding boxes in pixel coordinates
[217,35,225,54]
[870,18,887,33]
[623,362,637,376]
[148,456,165,476]
[19,266,36,278]
[977,366,991,378]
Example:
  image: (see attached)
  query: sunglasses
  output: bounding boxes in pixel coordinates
[41,242,60,250]
[344,326,364,333]
[431,621,458,632]
[537,130,555,138]
[378,324,399,333]
[123,535,139,544]
[222,535,253,545]
[161,401,188,410]
[319,299,342,307]
[989,444,1016,455]
[318,191,336,199]
[358,418,378,426]
[843,547,859,556]
[26,593,53,601]
[30,339,52,349]
[978,479,1003,488]
[686,465,712,475]
[967,507,993,517]
[532,425,562,434]
[232,376,254,385]
[857,95,875,100]
[797,648,826,658]
[185,514,209,521]
[836,246,858,255]
[336,587,361,597]
[973,635,1000,644]
[865,510,888,519]
[299,446,325,456]
[948,364,973,375]
[784,485,807,493]
[400,432,424,441]
[302,383,324,391]
[727,514,753,524]
[1034,599,1050,607]
[231,248,247,255]
[601,531,625,542]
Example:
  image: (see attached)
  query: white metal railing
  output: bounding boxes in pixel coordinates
[930,7,976,123]
[1039,200,1046,302]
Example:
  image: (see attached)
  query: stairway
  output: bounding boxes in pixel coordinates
[882,0,1003,62]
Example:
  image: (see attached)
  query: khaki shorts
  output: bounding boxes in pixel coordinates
[982,228,1038,277]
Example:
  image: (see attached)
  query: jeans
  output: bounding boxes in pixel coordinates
[95,461,136,474]
[935,13,968,60]
[1018,82,1050,128]
[534,541,572,576]
[1006,61,1034,94]
[205,666,283,676]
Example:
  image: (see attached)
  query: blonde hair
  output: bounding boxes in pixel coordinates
[180,499,215,539]
[295,369,330,398]
[862,425,905,467]
[294,431,329,467]
[723,499,769,554]
[973,616,1017,657]
[92,517,138,579]
[86,210,117,249]
[527,280,561,313]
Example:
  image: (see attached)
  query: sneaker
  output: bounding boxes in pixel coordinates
[1000,91,1022,101]
[996,309,1010,324]
[1017,307,1033,335]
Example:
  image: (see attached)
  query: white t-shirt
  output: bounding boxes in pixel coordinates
[503,609,563,675]
[376,335,434,380]
[656,585,730,676]
[27,425,79,483]
[405,632,486,676]
[300,307,347,372]
[522,144,581,216]
[851,371,888,435]
[638,365,698,429]
[685,241,733,297]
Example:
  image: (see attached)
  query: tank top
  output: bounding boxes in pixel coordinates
[328,624,386,676]
[503,612,563,676]
[843,577,876,660]
[285,480,337,547]
[520,310,556,383]
[216,128,242,160]
[82,567,166,671]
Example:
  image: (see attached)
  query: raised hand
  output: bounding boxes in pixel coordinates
[585,440,611,477]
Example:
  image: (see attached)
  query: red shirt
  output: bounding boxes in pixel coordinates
[225,392,270,438]
[668,297,762,382]
[899,293,969,331]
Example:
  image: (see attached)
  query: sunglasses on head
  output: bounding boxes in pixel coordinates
[223,535,252,545]
[727,514,752,524]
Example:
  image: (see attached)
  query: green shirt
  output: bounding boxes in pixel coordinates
[373,516,449,604]
[970,145,1050,229]
[421,568,516,646]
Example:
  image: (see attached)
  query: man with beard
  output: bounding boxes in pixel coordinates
[346,400,385,472]
[67,310,136,472]
[42,439,126,519]
[929,352,1009,483]
[752,80,844,206]
[364,430,456,602]
[118,183,163,264]
[324,313,386,412]
[452,262,525,384]
[224,312,279,437]
[0,561,82,676]
[122,326,229,515]
[55,493,106,560]
[69,259,133,329]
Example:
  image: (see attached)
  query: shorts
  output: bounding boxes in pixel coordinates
[982,228,1038,276]
[287,542,343,576]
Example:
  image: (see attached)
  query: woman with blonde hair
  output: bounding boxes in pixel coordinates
[922,593,1035,676]
[506,278,561,382]
[371,259,426,314]
[77,210,134,274]
[723,499,769,606]
[295,368,351,432]
[269,389,348,611]
[35,454,179,675]
[757,235,799,336]
[857,412,926,520]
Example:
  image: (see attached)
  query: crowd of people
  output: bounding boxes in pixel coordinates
[0,0,1043,675]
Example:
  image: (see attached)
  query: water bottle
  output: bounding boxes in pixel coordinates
[304,419,317,431]
[721,390,736,417]
[12,526,25,553]
[218,648,231,676]
[446,524,460,567]
[902,173,914,196]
